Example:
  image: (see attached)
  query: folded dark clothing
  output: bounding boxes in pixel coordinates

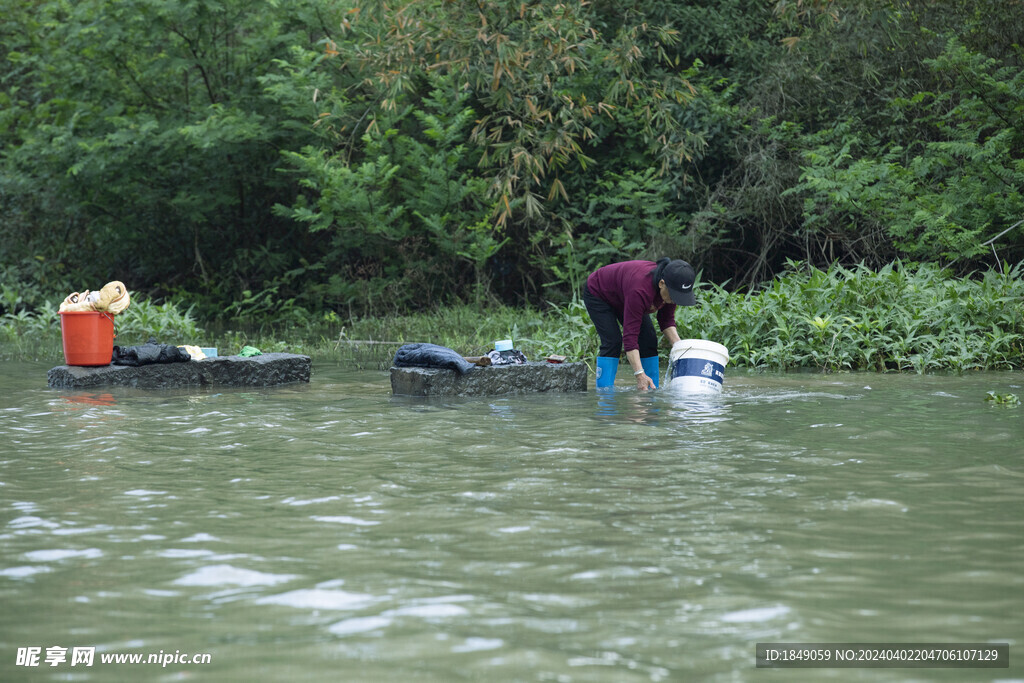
[112,338,191,366]
[392,343,476,374]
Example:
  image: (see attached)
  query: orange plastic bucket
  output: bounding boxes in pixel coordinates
[59,311,115,366]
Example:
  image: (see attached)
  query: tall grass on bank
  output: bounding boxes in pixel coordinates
[0,294,592,367]
[332,261,1024,372]
[685,260,1024,372]
[3,262,1022,372]
[318,300,598,370]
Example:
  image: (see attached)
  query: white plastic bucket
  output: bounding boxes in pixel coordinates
[668,339,730,393]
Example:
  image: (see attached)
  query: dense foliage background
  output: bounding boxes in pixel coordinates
[2,0,1022,323]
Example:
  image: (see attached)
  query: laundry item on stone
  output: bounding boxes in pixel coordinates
[392,343,477,374]
[59,281,131,314]
[111,338,191,366]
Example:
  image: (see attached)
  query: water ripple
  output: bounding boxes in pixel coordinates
[0,365,1020,680]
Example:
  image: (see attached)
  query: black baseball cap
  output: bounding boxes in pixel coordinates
[662,260,697,306]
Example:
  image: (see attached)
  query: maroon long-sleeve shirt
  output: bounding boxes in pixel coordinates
[586,260,677,352]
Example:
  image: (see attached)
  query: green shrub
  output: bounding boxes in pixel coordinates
[787,38,1024,265]
[680,260,1024,372]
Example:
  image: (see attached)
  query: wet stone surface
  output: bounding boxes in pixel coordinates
[47,353,312,389]
[390,361,588,397]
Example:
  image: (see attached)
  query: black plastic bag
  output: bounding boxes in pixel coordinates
[112,338,191,366]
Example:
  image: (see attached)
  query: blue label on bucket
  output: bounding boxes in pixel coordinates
[671,358,725,384]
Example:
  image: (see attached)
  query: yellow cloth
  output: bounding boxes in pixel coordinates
[59,281,131,313]
[59,290,95,312]
[97,281,130,314]
[178,345,206,360]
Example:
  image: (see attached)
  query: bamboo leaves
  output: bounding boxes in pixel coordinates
[338,0,697,227]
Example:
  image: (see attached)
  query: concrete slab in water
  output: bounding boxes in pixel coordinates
[47,353,311,389]
[390,361,587,397]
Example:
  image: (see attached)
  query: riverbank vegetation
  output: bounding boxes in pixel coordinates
[5,262,1022,373]
[1,1,1022,371]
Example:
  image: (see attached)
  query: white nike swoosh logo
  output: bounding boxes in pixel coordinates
[680,283,692,290]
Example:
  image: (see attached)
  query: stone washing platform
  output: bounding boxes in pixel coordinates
[47,353,311,389]
[390,361,587,397]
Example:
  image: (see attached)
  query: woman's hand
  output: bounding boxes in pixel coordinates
[626,350,654,390]
[635,373,655,391]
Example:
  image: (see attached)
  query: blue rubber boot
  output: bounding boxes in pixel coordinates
[596,356,619,389]
[641,356,660,388]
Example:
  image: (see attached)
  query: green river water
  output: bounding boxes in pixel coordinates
[1,360,1021,682]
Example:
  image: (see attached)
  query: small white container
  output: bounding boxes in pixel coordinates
[668,340,730,393]
[494,339,513,352]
